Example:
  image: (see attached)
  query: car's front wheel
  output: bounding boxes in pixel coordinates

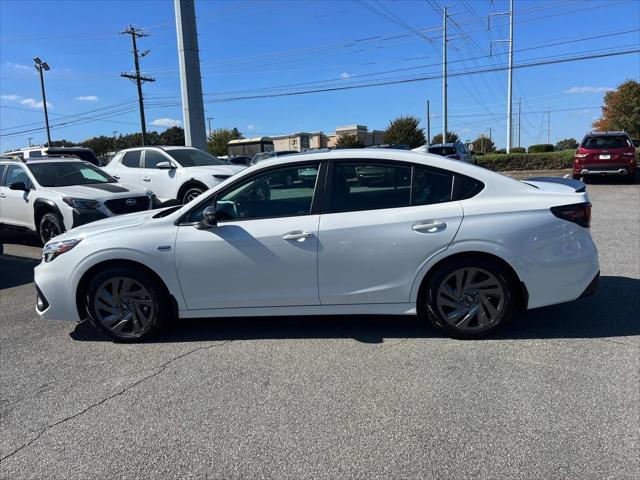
[181,186,205,204]
[39,212,65,245]
[420,258,515,339]
[85,266,171,341]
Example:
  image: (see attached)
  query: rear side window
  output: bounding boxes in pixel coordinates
[122,151,141,167]
[413,167,454,205]
[329,162,411,213]
[582,136,631,149]
[456,175,485,200]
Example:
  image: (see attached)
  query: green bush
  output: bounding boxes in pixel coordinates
[509,147,526,153]
[495,148,506,154]
[477,150,575,171]
[528,144,554,153]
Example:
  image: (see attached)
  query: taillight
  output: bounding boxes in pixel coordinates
[575,148,588,158]
[551,202,591,228]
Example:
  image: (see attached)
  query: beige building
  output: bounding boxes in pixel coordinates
[270,125,385,152]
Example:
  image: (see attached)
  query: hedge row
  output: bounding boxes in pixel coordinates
[477,149,640,171]
[476,150,575,171]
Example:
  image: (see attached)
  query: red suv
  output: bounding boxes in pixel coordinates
[574,131,636,183]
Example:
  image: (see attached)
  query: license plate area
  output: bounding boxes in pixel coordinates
[599,154,611,160]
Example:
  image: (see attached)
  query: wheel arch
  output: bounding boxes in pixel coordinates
[414,251,529,312]
[33,198,62,231]
[177,179,209,202]
[75,259,179,321]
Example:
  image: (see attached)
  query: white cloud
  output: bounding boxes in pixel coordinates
[5,62,32,71]
[340,72,351,79]
[151,117,182,127]
[247,124,256,131]
[565,86,613,94]
[19,98,52,109]
[75,95,98,101]
[1,94,51,109]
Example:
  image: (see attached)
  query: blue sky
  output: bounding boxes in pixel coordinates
[1,0,639,152]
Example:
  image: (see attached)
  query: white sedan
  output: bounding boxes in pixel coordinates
[34,149,599,340]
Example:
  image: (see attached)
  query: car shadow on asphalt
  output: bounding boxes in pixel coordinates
[0,254,40,289]
[70,275,640,343]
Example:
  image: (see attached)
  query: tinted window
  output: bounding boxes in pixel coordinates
[413,167,454,205]
[0,165,5,183]
[122,151,141,167]
[456,174,485,200]
[166,149,224,167]
[27,162,115,187]
[28,150,43,158]
[330,162,411,213]
[582,136,630,149]
[428,146,456,157]
[144,150,169,169]
[3,165,30,187]
[186,164,319,223]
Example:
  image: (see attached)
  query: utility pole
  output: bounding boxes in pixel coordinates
[489,1,514,152]
[489,127,492,144]
[27,137,33,147]
[517,97,521,148]
[175,0,207,150]
[442,6,448,144]
[120,25,155,146]
[426,100,431,146]
[546,107,551,144]
[207,117,213,137]
[33,57,51,147]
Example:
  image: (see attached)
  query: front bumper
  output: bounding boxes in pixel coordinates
[34,261,81,322]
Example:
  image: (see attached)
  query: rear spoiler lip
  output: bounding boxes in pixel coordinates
[524,176,586,193]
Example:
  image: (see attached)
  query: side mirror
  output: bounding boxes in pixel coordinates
[197,206,218,229]
[156,161,175,170]
[9,181,28,191]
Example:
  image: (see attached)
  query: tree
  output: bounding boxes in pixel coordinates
[431,131,459,144]
[81,135,114,160]
[555,138,579,151]
[383,115,425,148]
[49,139,77,147]
[159,126,185,146]
[336,133,364,148]
[593,79,640,138]
[208,127,243,156]
[471,134,495,154]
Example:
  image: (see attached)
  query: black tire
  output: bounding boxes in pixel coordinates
[622,173,636,184]
[85,266,172,342]
[419,257,516,339]
[572,174,581,181]
[181,186,205,205]
[38,212,65,245]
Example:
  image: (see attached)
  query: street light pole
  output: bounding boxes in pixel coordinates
[33,57,51,147]
[207,117,213,137]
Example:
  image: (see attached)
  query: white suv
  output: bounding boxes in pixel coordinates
[104,146,246,204]
[0,157,156,244]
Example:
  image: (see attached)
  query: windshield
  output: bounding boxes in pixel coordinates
[27,162,116,187]
[582,136,631,149]
[166,149,224,167]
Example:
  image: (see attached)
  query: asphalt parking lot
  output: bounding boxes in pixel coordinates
[1,179,638,479]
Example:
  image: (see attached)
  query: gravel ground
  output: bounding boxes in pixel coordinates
[1,178,638,479]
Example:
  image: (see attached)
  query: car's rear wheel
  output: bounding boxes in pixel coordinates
[622,172,636,184]
[85,267,171,341]
[181,186,205,204]
[420,258,515,339]
[39,212,64,245]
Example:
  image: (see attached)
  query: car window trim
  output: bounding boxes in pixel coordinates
[176,160,327,226]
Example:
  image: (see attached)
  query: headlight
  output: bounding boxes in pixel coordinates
[42,239,82,263]
[62,197,100,209]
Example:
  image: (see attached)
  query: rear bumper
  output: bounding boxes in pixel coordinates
[579,167,629,176]
[574,162,636,176]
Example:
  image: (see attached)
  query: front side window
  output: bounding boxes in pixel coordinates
[3,165,30,187]
[27,162,115,187]
[329,162,411,213]
[166,149,223,167]
[122,151,142,168]
[144,150,170,169]
[185,164,319,223]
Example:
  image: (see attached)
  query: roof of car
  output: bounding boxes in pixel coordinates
[0,156,85,164]
[428,143,458,148]
[118,145,198,152]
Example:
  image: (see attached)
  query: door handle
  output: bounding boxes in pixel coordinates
[142,176,151,182]
[413,221,447,233]
[0,193,6,198]
[282,231,312,241]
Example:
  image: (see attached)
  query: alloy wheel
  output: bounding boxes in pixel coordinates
[92,277,156,338]
[40,219,60,242]
[435,267,505,332]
